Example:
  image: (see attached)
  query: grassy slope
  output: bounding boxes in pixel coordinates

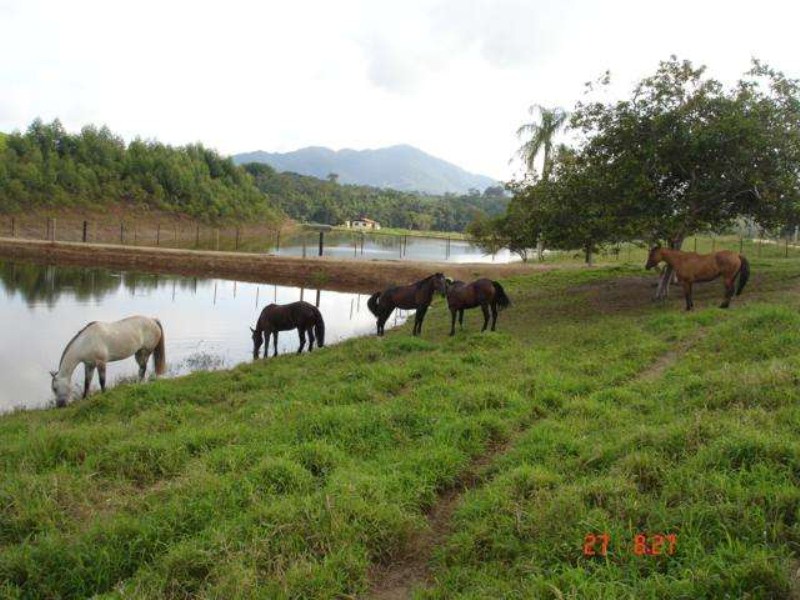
[1,258,799,598]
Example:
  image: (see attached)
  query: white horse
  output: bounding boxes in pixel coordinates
[50,316,166,407]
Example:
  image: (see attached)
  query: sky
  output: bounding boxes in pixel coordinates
[2,0,799,181]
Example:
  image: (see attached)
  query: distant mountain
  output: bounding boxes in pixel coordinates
[233,144,498,195]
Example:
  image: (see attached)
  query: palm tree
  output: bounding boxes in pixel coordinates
[515,105,568,181]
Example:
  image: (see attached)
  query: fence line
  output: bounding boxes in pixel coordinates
[3,215,800,263]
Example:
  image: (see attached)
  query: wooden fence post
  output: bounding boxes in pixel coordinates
[82,220,88,242]
[120,222,124,244]
[11,217,15,238]
[195,224,200,247]
[156,224,161,246]
[215,229,220,251]
[318,231,324,257]
[276,229,281,251]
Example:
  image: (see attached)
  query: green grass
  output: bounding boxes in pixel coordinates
[1,257,800,598]
[538,234,800,267]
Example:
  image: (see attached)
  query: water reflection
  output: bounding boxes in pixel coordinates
[0,260,409,413]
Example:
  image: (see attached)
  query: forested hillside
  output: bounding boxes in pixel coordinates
[244,162,508,232]
[0,120,284,223]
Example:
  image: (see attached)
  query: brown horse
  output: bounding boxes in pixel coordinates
[367,273,447,336]
[251,301,325,358]
[445,278,511,335]
[645,246,750,310]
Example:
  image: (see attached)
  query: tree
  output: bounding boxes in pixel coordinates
[501,146,631,265]
[571,57,800,297]
[515,105,568,181]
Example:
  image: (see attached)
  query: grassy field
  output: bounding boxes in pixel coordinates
[1,255,800,598]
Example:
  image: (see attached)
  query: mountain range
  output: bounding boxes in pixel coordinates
[232,144,498,195]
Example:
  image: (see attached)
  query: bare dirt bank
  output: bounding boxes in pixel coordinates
[0,238,547,294]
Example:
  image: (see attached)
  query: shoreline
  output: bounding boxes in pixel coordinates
[0,237,546,294]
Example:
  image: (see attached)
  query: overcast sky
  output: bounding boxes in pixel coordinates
[2,0,799,181]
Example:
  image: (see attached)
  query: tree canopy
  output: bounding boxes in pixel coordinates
[478,57,800,265]
[0,119,284,224]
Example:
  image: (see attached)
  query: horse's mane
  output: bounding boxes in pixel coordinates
[59,321,97,368]
[416,273,443,289]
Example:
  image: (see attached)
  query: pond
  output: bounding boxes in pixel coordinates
[0,260,408,413]
[267,231,519,264]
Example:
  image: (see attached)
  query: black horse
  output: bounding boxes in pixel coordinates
[445,278,510,335]
[367,273,447,336]
[251,301,325,358]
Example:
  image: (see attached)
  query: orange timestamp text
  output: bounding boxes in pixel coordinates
[583,532,677,557]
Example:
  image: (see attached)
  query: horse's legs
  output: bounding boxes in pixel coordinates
[83,364,96,398]
[97,363,107,393]
[307,326,315,351]
[681,281,694,311]
[377,312,388,336]
[480,304,490,332]
[415,306,428,336]
[135,349,148,381]
[459,309,464,330]
[272,331,279,357]
[720,277,735,308]
[297,328,306,354]
[450,308,457,336]
[490,301,498,331]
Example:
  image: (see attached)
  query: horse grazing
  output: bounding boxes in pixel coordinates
[251,301,325,358]
[645,245,750,310]
[445,278,511,335]
[50,316,165,407]
[367,273,447,336]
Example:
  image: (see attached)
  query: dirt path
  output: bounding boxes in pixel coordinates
[366,440,511,600]
[0,237,547,294]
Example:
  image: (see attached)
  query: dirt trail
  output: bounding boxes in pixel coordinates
[366,440,511,600]
[0,238,545,295]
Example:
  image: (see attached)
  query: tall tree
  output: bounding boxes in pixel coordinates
[515,105,568,181]
[571,57,800,297]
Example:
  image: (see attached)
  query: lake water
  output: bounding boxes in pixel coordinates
[0,260,407,413]
[268,231,519,264]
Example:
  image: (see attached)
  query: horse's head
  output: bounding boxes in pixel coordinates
[645,245,663,270]
[433,273,447,296]
[250,326,263,359]
[50,370,71,408]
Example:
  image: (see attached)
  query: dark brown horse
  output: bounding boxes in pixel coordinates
[367,273,447,336]
[251,301,325,358]
[646,246,750,310]
[445,278,511,335]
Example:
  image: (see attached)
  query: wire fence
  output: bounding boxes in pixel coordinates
[4,215,800,264]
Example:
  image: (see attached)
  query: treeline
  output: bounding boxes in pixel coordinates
[474,58,800,265]
[0,120,284,223]
[243,162,509,232]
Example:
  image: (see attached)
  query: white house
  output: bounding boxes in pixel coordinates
[348,217,381,230]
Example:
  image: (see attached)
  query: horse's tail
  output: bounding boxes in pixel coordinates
[736,255,750,296]
[153,318,166,375]
[492,281,511,310]
[367,292,382,317]
[314,308,325,348]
